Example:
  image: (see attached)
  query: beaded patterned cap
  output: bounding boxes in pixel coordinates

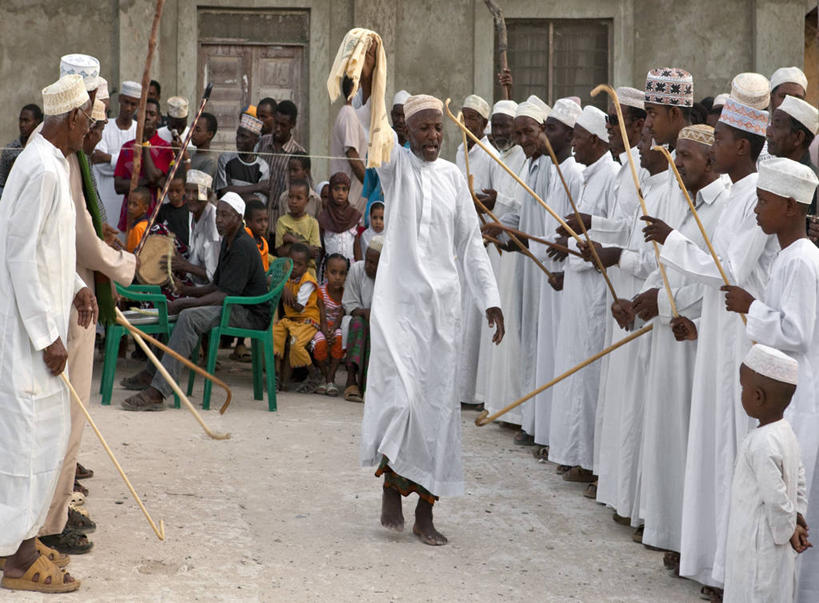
[678,124,714,147]
[718,97,768,137]
[644,68,693,108]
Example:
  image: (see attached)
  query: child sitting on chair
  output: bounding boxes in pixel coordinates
[274,243,320,392]
[125,186,151,252]
[313,253,348,396]
[244,199,270,271]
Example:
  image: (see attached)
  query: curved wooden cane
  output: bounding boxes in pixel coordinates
[116,309,231,439]
[475,324,653,426]
[61,373,166,540]
[592,84,678,316]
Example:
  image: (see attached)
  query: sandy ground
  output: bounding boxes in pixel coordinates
[12,354,702,602]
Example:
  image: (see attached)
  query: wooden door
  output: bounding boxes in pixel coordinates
[197,44,305,151]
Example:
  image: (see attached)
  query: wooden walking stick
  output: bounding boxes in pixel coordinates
[540,132,619,300]
[445,100,591,254]
[115,309,231,440]
[135,83,215,254]
[457,111,489,228]
[60,373,166,540]
[489,223,581,257]
[475,323,654,426]
[591,84,678,317]
[115,309,233,414]
[652,145,747,325]
[484,0,511,100]
[129,0,165,198]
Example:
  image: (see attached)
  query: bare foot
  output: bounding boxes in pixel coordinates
[380,487,404,532]
[413,498,447,546]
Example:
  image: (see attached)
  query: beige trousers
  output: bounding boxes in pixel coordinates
[39,308,95,537]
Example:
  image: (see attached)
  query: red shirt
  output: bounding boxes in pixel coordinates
[114,131,175,231]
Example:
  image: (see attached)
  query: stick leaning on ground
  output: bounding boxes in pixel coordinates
[115,308,231,439]
[60,372,166,540]
[591,84,678,317]
[652,145,747,325]
[475,323,654,426]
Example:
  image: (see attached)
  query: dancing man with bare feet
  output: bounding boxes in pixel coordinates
[339,30,504,546]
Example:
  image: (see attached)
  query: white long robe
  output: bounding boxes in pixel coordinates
[360,143,501,497]
[638,175,731,550]
[723,420,806,603]
[499,154,552,434]
[0,133,84,555]
[591,149,650,469]
[455,136,497,405]
[661,172,779,586]
[548,152,619,469]
[474,145,526,424]
[745,238,819,602]
[594,168,666,515]
[93,118,136,229]
[532,156,584,444]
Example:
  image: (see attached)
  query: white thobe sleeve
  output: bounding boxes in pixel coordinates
[74,273,86,295]
[660,229,727,289]
[297,282,316,307]
[746,261,815,354]
[749,437,799,545]
[454,177,501,312]
[7,170,63,350]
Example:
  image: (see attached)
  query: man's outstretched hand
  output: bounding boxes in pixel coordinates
[487,307,505,345]
[73,287,98,328]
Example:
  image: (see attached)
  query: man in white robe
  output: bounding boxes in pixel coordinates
[483,102,551,444]
[454,94,496,409]
[0,74,95,593]
[91,80,139,230]
[355,79,503,543]
[718,157,819,602]
[637,126,730,555]
[593,126,665,512]
[547,106,619,478]
[473,100,526,423]
[531,98,583,449]
[659,94,777,588]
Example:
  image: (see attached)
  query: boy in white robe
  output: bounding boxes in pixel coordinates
[659,94,778,589]
[354,55,504,544]
[720,157,819,601]
[547,106,619,480]
[0,74,95,593]
[638,126,730,560]
[724,344,809,603]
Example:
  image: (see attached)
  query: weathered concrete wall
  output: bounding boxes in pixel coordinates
[0,0,117,145]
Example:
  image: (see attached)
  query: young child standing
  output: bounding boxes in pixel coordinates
[313,254,348,396]
[318,172,361,277]
[156,172,190,246]
[272,153,322,223]
[723,344,810,603]
[354,201,384,261]
[274,243,320,392]
[244,199,270,271]
[275,178,321,275]
[125,186,151,252]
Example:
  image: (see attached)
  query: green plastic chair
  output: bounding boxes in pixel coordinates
[195,257,292,411]
[100,283,178,407]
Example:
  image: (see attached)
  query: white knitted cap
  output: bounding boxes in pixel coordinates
[743,343,798,386]
[491,100,517,118]
[220,192,245,216]
[778,95,819,136]
[549,98,583,128]
[42,74,90,116]
[757,157,819,205]
[575,105,609,142]
[463,94,490,120]
[60,53,100,91]
[770,67,808,93]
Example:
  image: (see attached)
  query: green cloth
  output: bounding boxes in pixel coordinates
[76,151,116,325]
